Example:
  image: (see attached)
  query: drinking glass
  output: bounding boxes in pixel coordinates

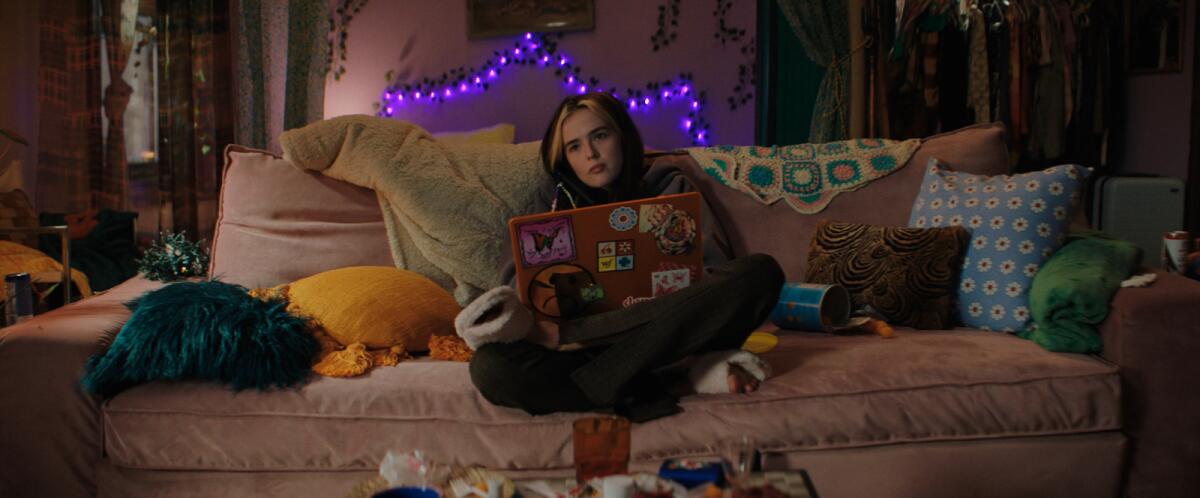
[716,434,757,488]
[572,415,631,482]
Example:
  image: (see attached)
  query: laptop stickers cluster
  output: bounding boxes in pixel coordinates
[509,192,704,321]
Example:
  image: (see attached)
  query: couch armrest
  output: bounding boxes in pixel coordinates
[0,276,162,498]
[1099,271,1200,498]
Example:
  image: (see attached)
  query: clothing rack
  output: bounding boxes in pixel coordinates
[867,0,1120,171]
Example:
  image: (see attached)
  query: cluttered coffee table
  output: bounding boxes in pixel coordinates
[512,470,818,498]
[348,416,817,498]
[347,468,818,498]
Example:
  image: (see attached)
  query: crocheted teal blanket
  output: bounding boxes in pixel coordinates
[686,138,921,213]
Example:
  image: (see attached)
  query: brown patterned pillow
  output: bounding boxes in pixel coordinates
[806,221,969,329]
[0,189,39,247]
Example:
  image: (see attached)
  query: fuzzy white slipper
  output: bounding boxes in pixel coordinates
[454,286,534,350]
[688,350,772,394]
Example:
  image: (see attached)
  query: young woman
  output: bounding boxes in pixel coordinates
[461,92,784,422]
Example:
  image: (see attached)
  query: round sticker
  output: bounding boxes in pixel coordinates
[609,206,637,231]
[653,209,697,255]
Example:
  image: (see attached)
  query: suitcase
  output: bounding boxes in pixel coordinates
[1091,175,1186,268]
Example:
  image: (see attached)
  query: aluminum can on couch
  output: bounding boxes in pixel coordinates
[1162,231,1192,273]
[5,272,33,325]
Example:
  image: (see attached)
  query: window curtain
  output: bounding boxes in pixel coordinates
[36,0,139,214]
[97,0,134,210]
[37,0,232,243]
[232,0,328,153]
[775,0,852,142]
[36,1,104,213]
[155,0,234,243]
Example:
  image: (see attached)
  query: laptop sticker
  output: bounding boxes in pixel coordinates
[651,268,692,297]
[598,239,635,272]
[616,240,634,255]
[609,206,637,231]
[639,203,675,232]
[621,295,654,308]
[615,254,635,271]
[598,256,617,272]
[597,241,616,257]
[653,210,697,255]
[527,263,596,319]
[657,261,699,282]
[517,216,576,267]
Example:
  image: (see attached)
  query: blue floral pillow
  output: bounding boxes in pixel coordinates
[908,159,1090,332]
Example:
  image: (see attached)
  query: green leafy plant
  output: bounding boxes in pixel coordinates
[137,231,210,282]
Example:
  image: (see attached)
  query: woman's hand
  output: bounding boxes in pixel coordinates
[526,319,560,349]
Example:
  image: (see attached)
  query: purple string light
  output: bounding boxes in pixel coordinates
[377,32,712,145]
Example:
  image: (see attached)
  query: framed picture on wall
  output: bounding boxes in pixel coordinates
[1126,0,1186,73]
[467,0,595,39]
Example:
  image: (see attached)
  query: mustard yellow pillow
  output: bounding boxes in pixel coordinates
[284,266,460,352]
[432,123,516,145]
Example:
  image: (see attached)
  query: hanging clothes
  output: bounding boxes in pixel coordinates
[985,2,1010,133]
[966,7,990,123]
[1028,1,1067,162]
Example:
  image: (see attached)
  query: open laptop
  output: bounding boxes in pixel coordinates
[508,192,704,322]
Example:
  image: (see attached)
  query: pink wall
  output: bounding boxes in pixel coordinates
[1121,0,1195,182]
[322,1,757,150]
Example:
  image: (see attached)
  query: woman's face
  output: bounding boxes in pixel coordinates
[561,108,623,189]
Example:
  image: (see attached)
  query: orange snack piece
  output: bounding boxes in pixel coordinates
[860,319,895,338]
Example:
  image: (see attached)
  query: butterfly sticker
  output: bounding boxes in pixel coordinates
[517,216,576,267]
[530,227,561,254]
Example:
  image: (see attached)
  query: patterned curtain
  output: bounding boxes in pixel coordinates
[37,1,233,244]
[155,0,234,243]
[233,0,328,153]
[36,0,140,213]
[776,0,852,142]
[36,1,104,213]
[97,0,134,210]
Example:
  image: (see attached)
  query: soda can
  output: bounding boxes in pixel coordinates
[1162,231,1192,273]
[5,272,33,325]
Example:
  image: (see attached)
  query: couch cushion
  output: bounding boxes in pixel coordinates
[805,221,969,329]
[102,329,1119,473]
[286,266,460,353]
[208,145,393,288]
[909,161,1090,332]
[663,123,1010,281]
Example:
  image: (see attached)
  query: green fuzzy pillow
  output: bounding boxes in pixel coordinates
[81,280,319,398]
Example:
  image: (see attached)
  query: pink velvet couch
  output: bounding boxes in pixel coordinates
[2,123,1198,498]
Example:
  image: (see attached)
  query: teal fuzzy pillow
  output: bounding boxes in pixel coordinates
[81,280,319,398]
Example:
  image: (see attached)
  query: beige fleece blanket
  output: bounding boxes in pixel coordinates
[279,115,551,304]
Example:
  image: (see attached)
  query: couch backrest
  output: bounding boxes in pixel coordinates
[662,123,1011,281]
[208,145,394,288]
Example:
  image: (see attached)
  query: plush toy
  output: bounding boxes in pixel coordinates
[250,266,462,377]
